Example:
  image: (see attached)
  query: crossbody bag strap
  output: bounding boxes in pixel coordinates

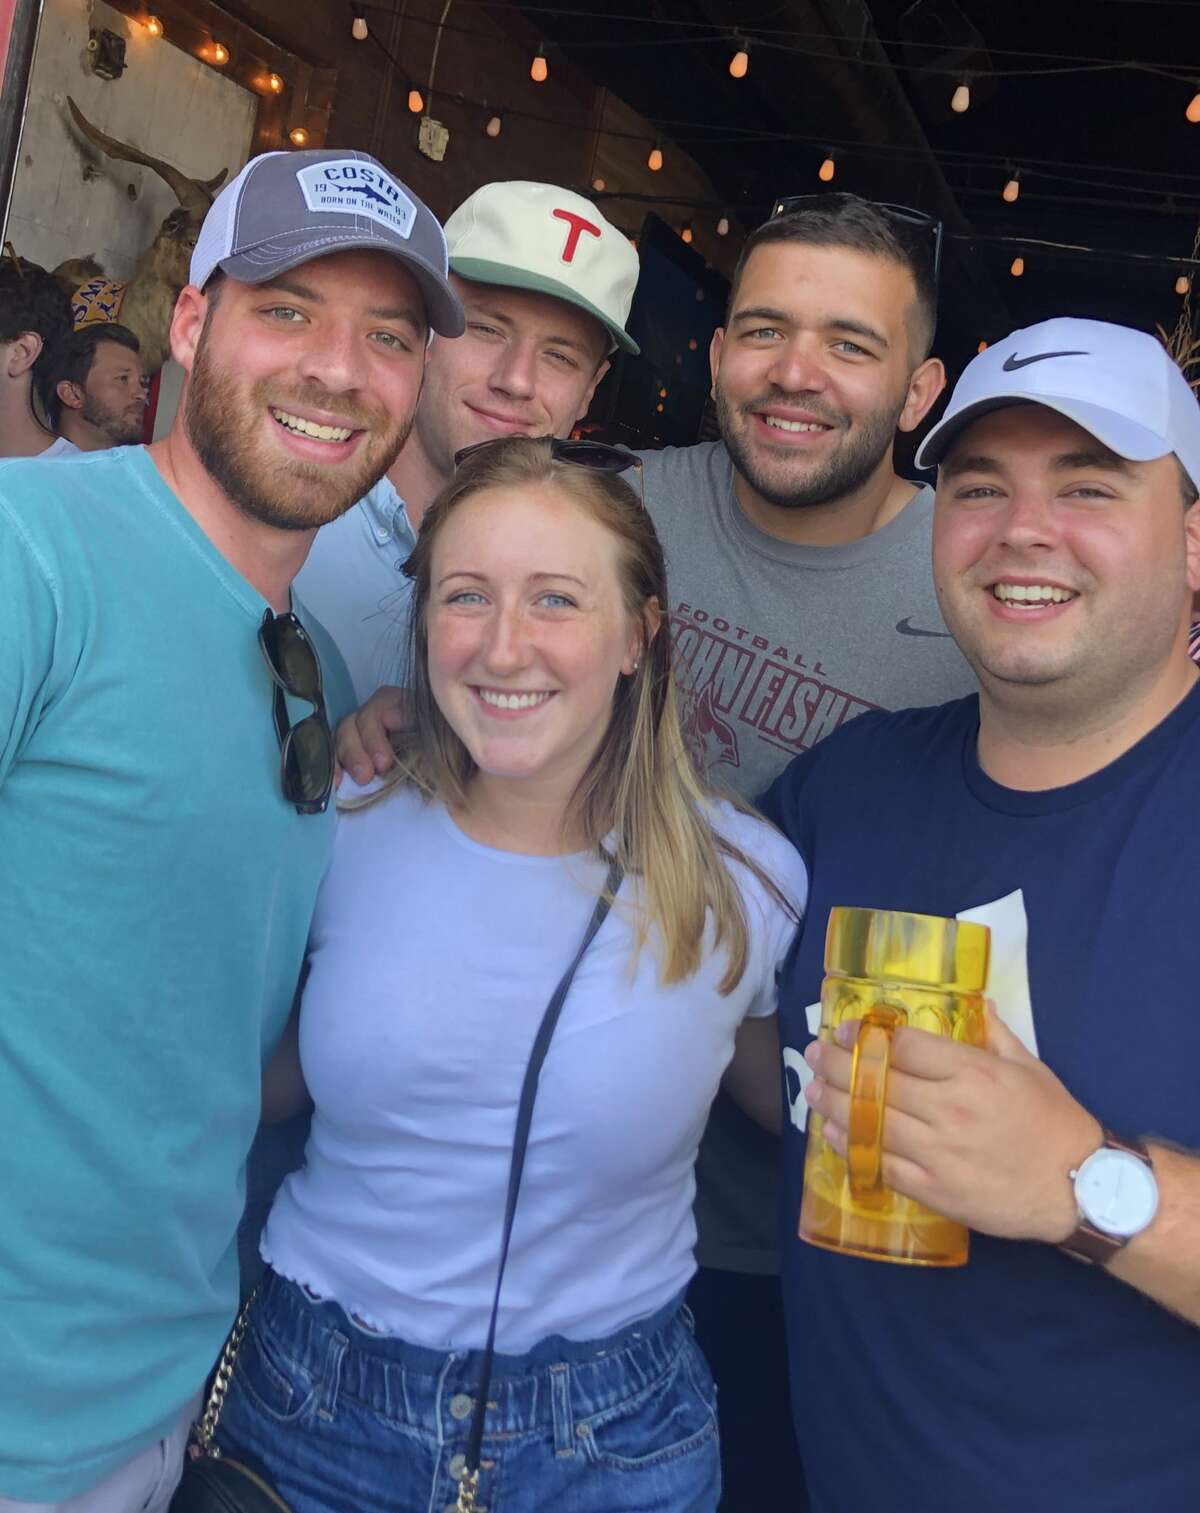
[457,859,624,1512]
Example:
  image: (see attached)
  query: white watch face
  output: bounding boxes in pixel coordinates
[1075,1148,1159,1238]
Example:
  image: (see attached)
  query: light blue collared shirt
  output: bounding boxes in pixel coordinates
[294,475,418,704]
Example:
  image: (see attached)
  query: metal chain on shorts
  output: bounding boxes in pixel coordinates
[193,1292,256,1455]
[456,1468,480,1513]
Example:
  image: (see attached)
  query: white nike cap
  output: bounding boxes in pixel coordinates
[916,317,1200,494]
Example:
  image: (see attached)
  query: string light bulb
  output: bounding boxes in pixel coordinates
[592,176,606,191]
[211,40,229,65]
[729,39,749,79]
[647,139,663,172]
[716,215,729,237]
[1177,274,1192,295]
[288,126,309,147]
[680,223,693,244]
[1003,171,1020,204]
[1187,88,1200,124]
[1010,256,1025,277]
[531,42,548,83]
[145,16,163,38]
[351,4,368,40]
[407,85,424,114]
[818,153,835,183]
[977,340,988,353]
[485,113,503,138]
[950,81,970,113]
[267,72,284,94]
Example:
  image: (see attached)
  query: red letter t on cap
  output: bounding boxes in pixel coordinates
[553,208,601,264]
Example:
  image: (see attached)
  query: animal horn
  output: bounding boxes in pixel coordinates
[66,96,216,218]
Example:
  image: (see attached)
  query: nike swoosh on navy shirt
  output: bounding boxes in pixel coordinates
[895,617,953,638]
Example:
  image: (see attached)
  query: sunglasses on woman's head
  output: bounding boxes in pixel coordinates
[258,610,335,815]
[770,194,944,285]
[453,436,645,510]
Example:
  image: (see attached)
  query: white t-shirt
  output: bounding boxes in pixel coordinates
[39,437,79,458]
[263,784,806,1352]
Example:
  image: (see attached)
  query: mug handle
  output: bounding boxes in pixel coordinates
[846,1001,903,1203]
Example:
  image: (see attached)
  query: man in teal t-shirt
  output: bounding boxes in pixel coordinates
[0,151,463,1509]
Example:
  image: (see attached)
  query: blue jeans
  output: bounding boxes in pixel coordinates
[214,1269,721,1513]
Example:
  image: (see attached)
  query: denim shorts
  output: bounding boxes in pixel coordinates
[213,1268,721,1513]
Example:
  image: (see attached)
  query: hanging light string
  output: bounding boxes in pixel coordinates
[346,40,1200,205]
[960,231,1198,271]
[581,186,1200,276]
[351,2,1200,86]
[353,6,1199,227]
[353,16,1199,208]
[1165,224,1199,381]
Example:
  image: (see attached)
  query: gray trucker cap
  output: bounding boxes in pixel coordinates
[189,149,465,336]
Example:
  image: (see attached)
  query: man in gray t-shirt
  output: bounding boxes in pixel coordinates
[641,195,975,1510]
[642,439,970,807]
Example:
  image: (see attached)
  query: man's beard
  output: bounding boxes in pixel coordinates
[81,395,143,446]
[716,387,905,510]
[184,332,411,531]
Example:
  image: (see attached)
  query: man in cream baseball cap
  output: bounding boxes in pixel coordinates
[293,179,641,703]
[444,179,640,356]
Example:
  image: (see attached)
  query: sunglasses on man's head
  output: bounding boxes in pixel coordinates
[770,194,944,285]
[258,610,335,815]
[453,436,645,510]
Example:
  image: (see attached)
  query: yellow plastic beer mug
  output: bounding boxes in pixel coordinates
[799,907,991,1266]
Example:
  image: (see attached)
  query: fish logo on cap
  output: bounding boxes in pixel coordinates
[296,160,417,240]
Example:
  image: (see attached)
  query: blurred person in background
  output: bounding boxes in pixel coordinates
[0,253,75,458]
[37,324,147,452]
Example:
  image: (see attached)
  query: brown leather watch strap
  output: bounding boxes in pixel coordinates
[1059,1131,1153,1267]
[1059,1221,1124,1267]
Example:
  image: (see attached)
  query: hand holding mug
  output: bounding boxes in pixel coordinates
[804,1006,1102,1246]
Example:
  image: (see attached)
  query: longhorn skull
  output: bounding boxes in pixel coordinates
[52,97,231,373]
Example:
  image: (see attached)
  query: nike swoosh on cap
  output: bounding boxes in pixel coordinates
[895,617,953,638]
[1001,350,1088,371]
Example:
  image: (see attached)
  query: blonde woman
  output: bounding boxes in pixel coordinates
[213,436,805,1512]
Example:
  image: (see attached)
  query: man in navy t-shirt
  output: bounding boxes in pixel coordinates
[761,318,1200,1512]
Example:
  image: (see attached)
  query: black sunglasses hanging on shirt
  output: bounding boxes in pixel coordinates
[258,609,335,815]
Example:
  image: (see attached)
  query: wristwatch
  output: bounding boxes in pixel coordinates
[1059,1130,1159,1266]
